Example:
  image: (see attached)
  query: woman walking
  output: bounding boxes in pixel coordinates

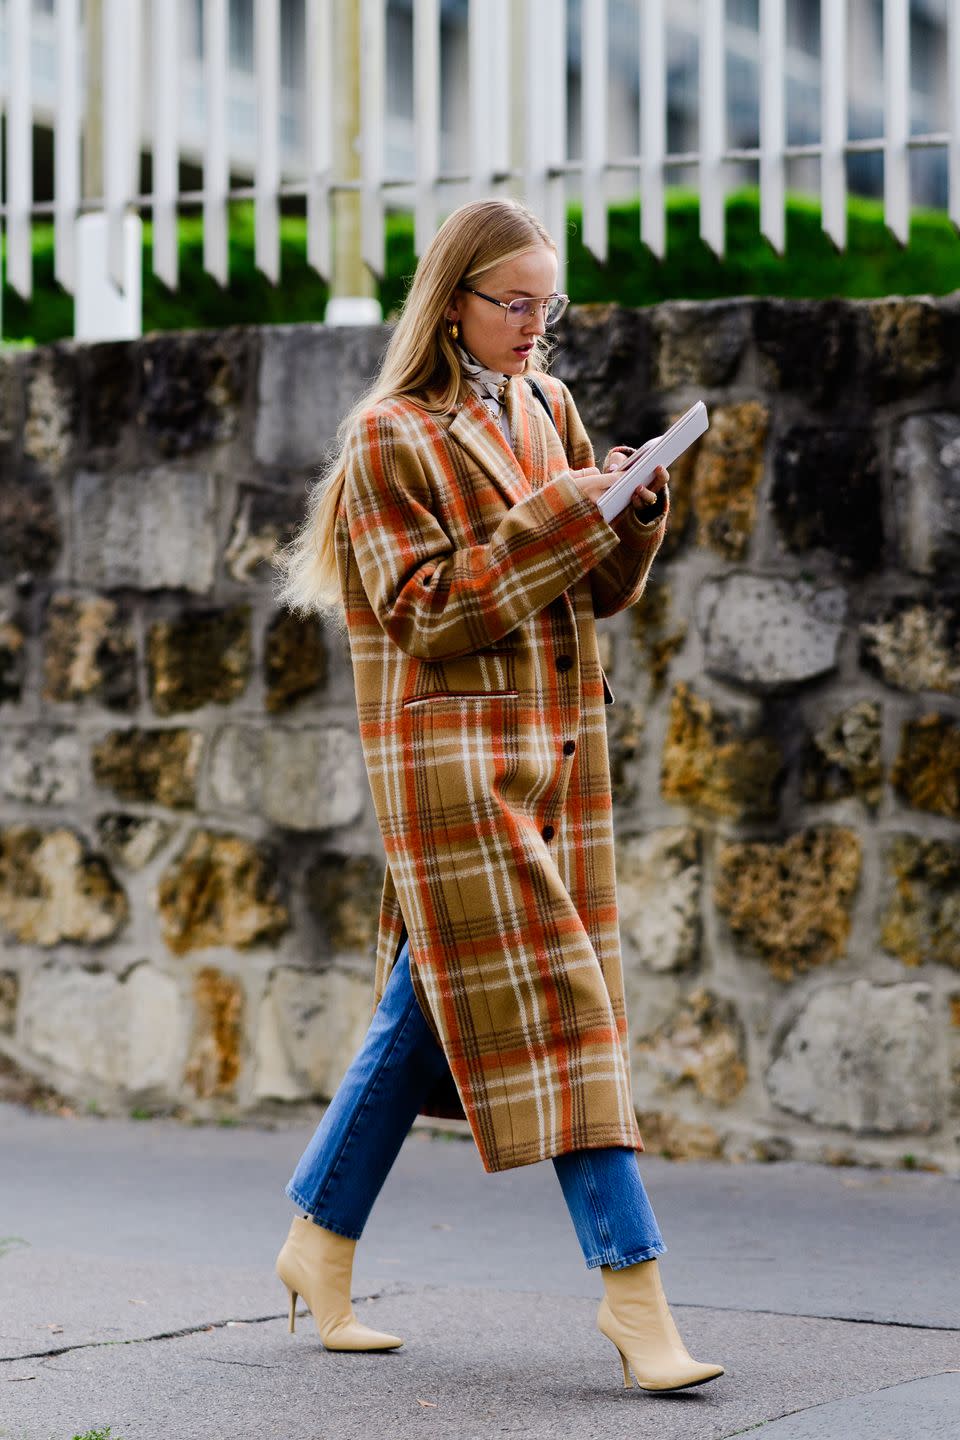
[273,197,723,1394]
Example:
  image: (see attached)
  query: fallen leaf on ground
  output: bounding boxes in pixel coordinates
[417,1399,438,1408]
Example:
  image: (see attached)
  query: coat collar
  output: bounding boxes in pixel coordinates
[447,378,541,510]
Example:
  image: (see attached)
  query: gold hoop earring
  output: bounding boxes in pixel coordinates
[448,321,459,342]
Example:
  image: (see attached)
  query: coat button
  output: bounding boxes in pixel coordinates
[541,824,555,841]
[556,654,573,672]
[562,740,576,755]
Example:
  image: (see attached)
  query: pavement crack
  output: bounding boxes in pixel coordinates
[0,1309,297,1364]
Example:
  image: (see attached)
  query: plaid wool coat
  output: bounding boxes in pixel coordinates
[334,370,669,1173]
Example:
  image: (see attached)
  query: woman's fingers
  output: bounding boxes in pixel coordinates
[632,465,669,507]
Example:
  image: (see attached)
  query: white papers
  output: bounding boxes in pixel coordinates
[597,401,709,523]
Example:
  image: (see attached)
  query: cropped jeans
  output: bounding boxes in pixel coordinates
[285,933,666,1271]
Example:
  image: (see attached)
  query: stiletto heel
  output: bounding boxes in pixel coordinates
[597,1259,724,1393]
[275,1216,403,1351]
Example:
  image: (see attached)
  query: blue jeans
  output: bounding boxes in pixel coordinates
[285,934,666,1270]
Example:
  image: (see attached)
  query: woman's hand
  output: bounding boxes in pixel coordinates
[573,446,669,515]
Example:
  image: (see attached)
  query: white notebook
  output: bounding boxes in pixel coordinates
[597,401,709,523]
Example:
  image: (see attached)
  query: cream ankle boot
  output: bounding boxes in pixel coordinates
[275,1215,403,1351]
[597,1257,724,1392]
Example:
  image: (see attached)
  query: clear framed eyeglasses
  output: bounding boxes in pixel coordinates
[460,286,569,327]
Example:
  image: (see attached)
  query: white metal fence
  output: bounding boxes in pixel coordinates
[0,0,959,339]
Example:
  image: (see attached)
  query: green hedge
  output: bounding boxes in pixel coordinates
[2,188,958,346]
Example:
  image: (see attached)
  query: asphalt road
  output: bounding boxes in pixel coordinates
[1,1104,957,1440]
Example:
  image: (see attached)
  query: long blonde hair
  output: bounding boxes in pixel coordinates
[273,197,557,627]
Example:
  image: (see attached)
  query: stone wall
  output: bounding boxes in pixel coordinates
[1,301,958,1173]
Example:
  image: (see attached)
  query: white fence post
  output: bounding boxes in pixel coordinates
[55,0,81,296]
[204,0,230,287]
[8,0,33,300]
[951,0,960,232]
[256,0,281,284]
[414,0,440,257]
[581,0,608,263]
[821,0,848,252]
[760,0,786,255]
[884,0,911,245]
[700,0,726,259]
[360,0,386,280]
[640,0,666,259]
[153,0,179,291]
[306,0,334,282]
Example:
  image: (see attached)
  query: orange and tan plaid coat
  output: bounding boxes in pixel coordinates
[334,370,669,1172]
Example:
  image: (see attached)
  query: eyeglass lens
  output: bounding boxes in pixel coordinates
[505,295,568,326]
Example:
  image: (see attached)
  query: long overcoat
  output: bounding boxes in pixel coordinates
[334,371,669,1173]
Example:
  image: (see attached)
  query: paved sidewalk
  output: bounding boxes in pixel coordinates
[1,1102,957,1440]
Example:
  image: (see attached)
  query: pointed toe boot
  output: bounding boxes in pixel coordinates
[597,1257,724,1392]
[275,1215,403,1351]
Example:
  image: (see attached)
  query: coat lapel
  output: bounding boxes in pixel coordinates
[447,386,531,510]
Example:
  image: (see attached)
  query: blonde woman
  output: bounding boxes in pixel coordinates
[273,197,724,1394]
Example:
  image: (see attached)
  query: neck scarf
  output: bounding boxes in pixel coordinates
[456,342,510,421]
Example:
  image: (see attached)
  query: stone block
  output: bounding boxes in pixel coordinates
[616,827,702,973]
[224,486,306,583]
[671,402,768,560]
[206,724,364,830]
[73,468,217,594]
[183,965,244,1099]
[767,979,939,1134]
[0,614,26,705]
[864,299,951,401]
[0,826,127,946]
[96,814,174,871]
[206,725,264,812]
[861,598,960,696]
[893,413,960,577]
[0,467,61,582]
[91,728,203,808]
[891,713,960,820]
[715,827,861,981]
[303,852,385,956]
[636,987,747,1105]
[20,959,181,1092]
[881,834,960,970]
[608,702,648,809]
[661,681,783,821]
[265,611,327,712]
[753,299,859,407]
[147,606,251,715]
[23,349,79,470]
[254,966,376,1102]
[652,299,751,388]
[772,424,883,574]
[43,594,137,710]
[255,326,388,469]
[0,728,83,805]
[550,306,655,433]
[697,573,846,691]
[262,727,366,832]
[0,970,18,1032]
[628,580,686,695]
[137,331,249,458]
[82,341,139,456]
[633,1108,725,1160]
[802,700,883,810]
[157,829,289,955]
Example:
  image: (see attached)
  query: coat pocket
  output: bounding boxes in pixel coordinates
[403,647,518,706]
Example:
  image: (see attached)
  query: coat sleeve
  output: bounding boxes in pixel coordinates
[554,381,670,620]
[342,402,626,660]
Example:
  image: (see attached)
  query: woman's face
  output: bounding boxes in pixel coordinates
[445,244,558,376]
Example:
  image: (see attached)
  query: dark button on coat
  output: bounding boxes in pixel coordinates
[334,371,669,1172]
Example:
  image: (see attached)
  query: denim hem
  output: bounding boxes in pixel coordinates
[584,1241,668,1271]
[284,1185,363,1241]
